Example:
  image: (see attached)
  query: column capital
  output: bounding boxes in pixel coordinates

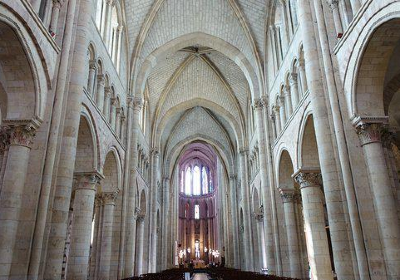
[97,74,106,84]
[239,148,248,155]
[279,188,297,203]
[253,98,264,111]
[352,116,388,146]
[89,60,97,70]
[327,0,339,10]
[151,148,160,157]
[102,190,119,205]
[104,86,112,96]
[229,174,237,180]
[128,96,143,110]
[95,193,103,207]
[74,171,103,191]
[289,72,298,85]
[52,0,63,8]
[1,119,40,148]
[292,168,322,189]
[254,212,264,222]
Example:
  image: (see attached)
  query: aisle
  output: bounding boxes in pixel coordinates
[192,273,209,280]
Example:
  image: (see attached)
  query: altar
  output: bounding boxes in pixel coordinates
[193,260,206,268]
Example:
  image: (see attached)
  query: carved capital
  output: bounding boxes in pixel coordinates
[293,169,322,189]
[102,190,119,205]
[151,149,160,157]
[239,225,244,233]
[97,74,105,84]
[104,87,112,97]
[89,60,97,70]
[239,148,248,156]
[74,172,102,191]
[1,120,39,148]
[352,116,388,146]
[328,0,339,10]
[279,188,296,203]
[128,96,143,110]
[253,98,264,111]
[289,73,298,85]
[95,193,103,207]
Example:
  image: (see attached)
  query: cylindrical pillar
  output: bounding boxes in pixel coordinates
[49,0,62,35]
[99,191,118,280]
[96,75,105,109]
[0,123,37,279]
[87,60,97,97]
[280,189,302,278]
[353,117,400,279]
[135,216,145,276]
[239,150,254,271]
[279,97,286,129]
[294,170,333,280]
[229,175,240,268]
[328,0,343,36]
[274,106,281,135]
[67,173,100,280]
[110,98,117,130]
[298,60,308,94]
[289,73,299,110]
[284,86,293,117]
[103,88,111,121]
[124,97,143,277]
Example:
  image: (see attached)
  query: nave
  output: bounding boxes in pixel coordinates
[0,1,400,280]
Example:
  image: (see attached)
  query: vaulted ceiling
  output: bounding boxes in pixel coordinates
[122,0,267,167]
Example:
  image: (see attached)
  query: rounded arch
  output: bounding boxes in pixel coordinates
[80,105,100,170]
[298,113,320,169]
[341,2,400,117]
[354,18,400,116]
[277,149,295,191]
[0,20,40,120]
[101,147,122,193]
[74,114,98,173]
[132,32,262,103]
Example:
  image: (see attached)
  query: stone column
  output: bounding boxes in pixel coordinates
[280,189,302,279]
[239,149,254,271]
[255,213,267,270]
[102,0,113,47]
[110,98,117,130]
[120,114,126,143]
[90,194,103,280]
[149,149,160,272]
[87,60,97,98]
[103,88,111,121]
[0,122,38,279]
[284,86,293,117]
[135,215,145,276]
[124,97,143,277]
[99,191,118,280]
[328,0,343,36]
[289,73,299,110]
[115,108,121,137]
[96,74,105,109]
[162,177,170,270]
[270,112,277,140]
[278,97,286,129]
[67,173,101,280]
[274,106,281,135]
[353,117,400,279]
[254,99,276,273]
[49,0,62,35]
[228,175,240,268]
[294,170,333,280]
[298,60,308,94]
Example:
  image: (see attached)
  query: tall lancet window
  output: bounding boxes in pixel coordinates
[202,167,208,194]
[185,167,192,195]
[193,166,201,195]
